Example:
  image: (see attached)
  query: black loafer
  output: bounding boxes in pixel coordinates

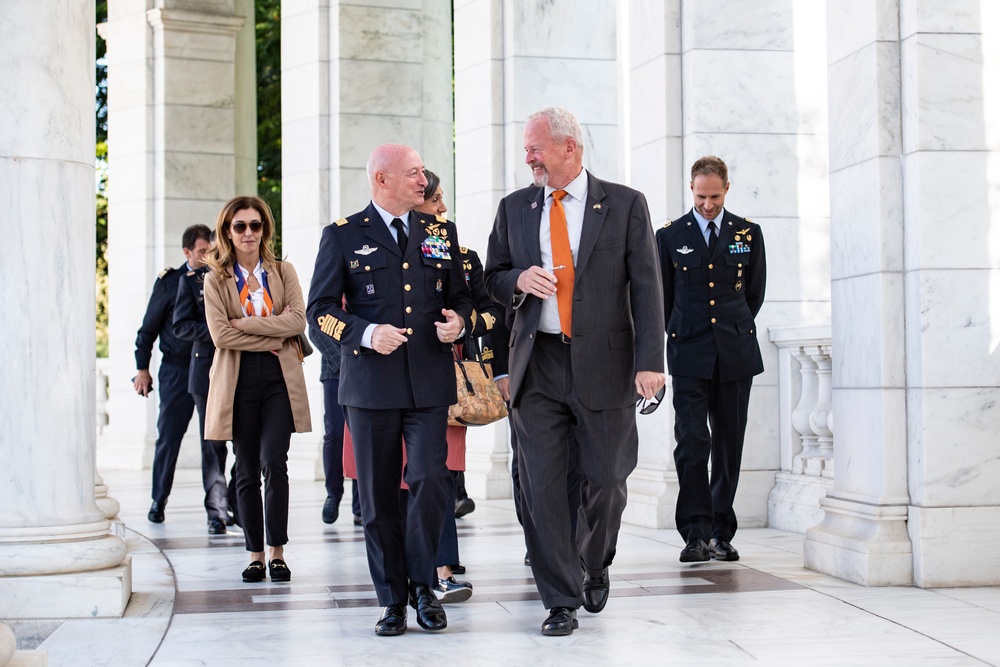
[541,607,578,636]
[455,497,476,518]
[680,538,710,562]
[268,558,291,582]
[322,496,340,524]
[582,568,610,613]
[242,560,265,583]
[409,583,447,631]
[375,603,407,636]
[710,538,740,561]
[207,517,227,535]
[147,502,165,523]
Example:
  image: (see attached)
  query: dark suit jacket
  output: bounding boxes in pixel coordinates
[172,266,215,396]
[307,203,474,410]
[655,209,766,382]
[458,245,504,364]
[484,171,665,410]
[135,264,192,369]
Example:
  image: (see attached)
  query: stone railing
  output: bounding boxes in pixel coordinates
[767,324,834,533]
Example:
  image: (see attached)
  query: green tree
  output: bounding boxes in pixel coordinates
[96,0,109,356]
[256,0,281,249]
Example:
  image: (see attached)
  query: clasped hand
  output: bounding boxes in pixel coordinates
[372,309,464,355]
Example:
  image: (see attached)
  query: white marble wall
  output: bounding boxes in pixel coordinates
[900,1,1000,587]
[0,0,129,620]
[100,0,246,471]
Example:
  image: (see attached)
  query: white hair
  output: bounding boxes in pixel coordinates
[527,106,584,148]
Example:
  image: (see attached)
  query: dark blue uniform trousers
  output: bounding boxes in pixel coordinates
[346,405,449,606]
[151,361,196,506]
[193,393,230,521]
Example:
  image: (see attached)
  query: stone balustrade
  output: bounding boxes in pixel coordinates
[767,324,834,534]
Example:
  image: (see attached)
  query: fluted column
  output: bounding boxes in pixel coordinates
[0,0,130,619]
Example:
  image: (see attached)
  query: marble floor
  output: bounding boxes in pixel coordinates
[17,469,1000,666]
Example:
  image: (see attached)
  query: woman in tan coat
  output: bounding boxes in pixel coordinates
[204,195,311,583]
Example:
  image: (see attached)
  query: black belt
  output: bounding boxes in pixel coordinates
[537,331,571,344]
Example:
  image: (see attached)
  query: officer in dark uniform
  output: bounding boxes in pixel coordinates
[307,144,473,637]
[655,155,766,564]
[134,225,212,523]
[172,225,235,535]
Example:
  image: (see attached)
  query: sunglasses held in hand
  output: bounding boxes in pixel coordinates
[636,385,665,415]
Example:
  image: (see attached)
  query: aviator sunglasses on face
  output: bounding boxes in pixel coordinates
[231,221,264,234]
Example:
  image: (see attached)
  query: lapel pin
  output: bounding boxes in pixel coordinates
[593,203,602,210]
[531,201,538,209]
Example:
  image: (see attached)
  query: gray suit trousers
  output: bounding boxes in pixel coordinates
[511,333,638,610]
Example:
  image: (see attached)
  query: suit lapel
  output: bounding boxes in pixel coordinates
[575,172,606,276]
[523,187,545,268]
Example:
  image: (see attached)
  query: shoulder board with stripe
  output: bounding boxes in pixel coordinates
[435,214,447,223]
[460,246,469,255]
[334,217,349,227]
[158,267,171,278]
[662,221,672,228]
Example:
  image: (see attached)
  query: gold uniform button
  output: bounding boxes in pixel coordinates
[710,300,715,306]
[709,282,715,288]
[683,267,688,272]
[406,328,413,335]
[436,263,442,268]
[671,333,676,338]
[711,318,717,324]
[405,306,412,313]
[738,263,743,268]
[365,266,370,271]
[353,349,359,356]
[402,262,409,269]
[708,263,713,269]
[404,284,411,291]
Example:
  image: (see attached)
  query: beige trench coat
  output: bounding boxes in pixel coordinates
[203,259,311,440]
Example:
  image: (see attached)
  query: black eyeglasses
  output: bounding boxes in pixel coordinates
[231,221,264,234]
[636,385,665,415]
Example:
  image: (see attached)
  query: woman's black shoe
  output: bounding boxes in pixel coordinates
[242,560,265,583]
[269,558,291,582]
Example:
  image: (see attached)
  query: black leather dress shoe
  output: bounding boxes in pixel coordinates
[242,560,265,583]
[455,497,476,518]
[207,517,226,535]
[147,502,165,523]
[710,538,740,561]
[375,603,407,636]
[353,513,362,526]
[322,496,340,524]
[680,538,710,562]
[582,568,610,613]
[409,583,447,631]
[268,558,291,582]
[541,607,578,636]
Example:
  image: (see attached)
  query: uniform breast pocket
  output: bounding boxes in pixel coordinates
[349,251,388,301]
[422,256,451,299]
[675,252,701,286]
[724,250,751,283]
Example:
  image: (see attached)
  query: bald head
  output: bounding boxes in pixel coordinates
[366,144,428,216]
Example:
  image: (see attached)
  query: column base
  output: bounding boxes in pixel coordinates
[623,466,676,529]
[8,652,48,667]
[463,423,513,500]
[767,471,832,533]
[804,494,912,586]
[0,557,132,619]
[287,435,322,481]
[909,505,1000,587]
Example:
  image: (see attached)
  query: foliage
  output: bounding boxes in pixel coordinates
[256,0,281,253]
[96,1,109,356]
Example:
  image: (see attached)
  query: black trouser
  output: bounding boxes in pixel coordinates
[512,335,637,610]
[151,361,195,506]
[672,366,753,544]
[193,393,230,521]
[321,377,346,501]
[232,352,295,553]
[347,404,449,606]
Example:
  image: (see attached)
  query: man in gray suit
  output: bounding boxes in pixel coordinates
[485,107,665,636]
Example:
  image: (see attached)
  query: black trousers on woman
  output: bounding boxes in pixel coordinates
[232,351,295,553]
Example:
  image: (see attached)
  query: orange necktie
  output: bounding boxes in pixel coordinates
[549,189,575,337]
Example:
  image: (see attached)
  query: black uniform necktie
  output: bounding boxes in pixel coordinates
[707,220,718,255]
[391,217,407,253]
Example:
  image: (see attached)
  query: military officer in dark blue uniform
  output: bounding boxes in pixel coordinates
[134,225,212,523]
[172,225,235,535]
[307,144,473,637]
[655,156,766,564]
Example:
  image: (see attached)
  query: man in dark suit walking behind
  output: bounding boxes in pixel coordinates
[484,107,665,636]
[307,143,473,636]
[655,156,766,564]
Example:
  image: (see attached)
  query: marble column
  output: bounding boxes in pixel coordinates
[899,3,1000,586]
[620,0,684,527]
[99,0,245,471]
[804,0,913,585]
[0,0,130,619]
[281,0,455,480]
